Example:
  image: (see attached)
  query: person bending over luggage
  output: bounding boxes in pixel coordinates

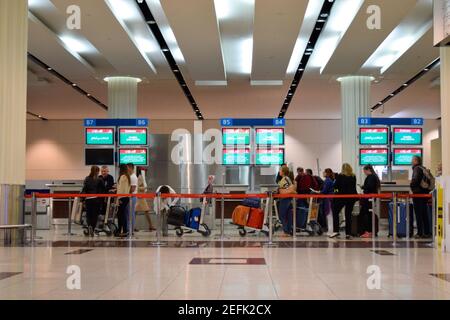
[359,165,380,239]
[410,156,431,239]
[115,164,131,237]
[154,185,178,237]
[82,166,104,237]
[277,165,296,237]
[329,163,357,239]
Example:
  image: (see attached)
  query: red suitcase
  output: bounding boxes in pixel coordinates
[246,208,264,229]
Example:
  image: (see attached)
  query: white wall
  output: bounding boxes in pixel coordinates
[26,119,439,181]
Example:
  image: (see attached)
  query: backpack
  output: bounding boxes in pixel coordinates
[419,166,435,191]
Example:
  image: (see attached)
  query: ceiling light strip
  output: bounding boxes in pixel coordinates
[27,111,48,121]
[135,0,204,120]
[27,53,108,111]
[371,58,440,111]
[278,0,335,119]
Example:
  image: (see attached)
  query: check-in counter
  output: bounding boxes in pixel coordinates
[46,182,83,224]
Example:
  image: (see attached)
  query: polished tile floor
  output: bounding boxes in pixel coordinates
[1,226,450,300]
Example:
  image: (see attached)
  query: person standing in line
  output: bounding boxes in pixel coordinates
[127,163,138,233]
[81,166,104,237]
[135,167,155,231]
[306,169,319,191]
[410,156,432,239]
[329,163,358,239]
[115,164,131,237]
[359,165,381,238]
[276,163,287,184]
[99,166,115,193]
[154,185,178,237]
[277,165,296,237]
[318,168,335,234]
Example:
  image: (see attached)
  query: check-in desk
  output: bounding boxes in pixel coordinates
[379,181,411,219]
[46,182,83,224]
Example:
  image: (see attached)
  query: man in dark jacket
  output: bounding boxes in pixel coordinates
[100,166,115,193]
[410,156,431,238]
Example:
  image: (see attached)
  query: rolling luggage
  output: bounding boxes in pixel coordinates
[242,198,261,209]
[168,206,186,227]
[296,206,309,229]
[388,202,414,237]
[246,208,264,229]
[232,205,251,226]
[184,207,201,230]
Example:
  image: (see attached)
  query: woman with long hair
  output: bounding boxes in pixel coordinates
[115,164,131,237]
[318,168,335,233]
[360,165,381,238]
[277,165,296,236]
[329,163,357,239]
[81,166,103,236]
[135,167,155,231]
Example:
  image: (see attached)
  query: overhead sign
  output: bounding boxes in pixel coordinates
[220,118,285,127]
[119,128,148,146]
[393,127,422,145]
[119,148,149,166]
[222,128,251,145]
[256,148,285,166]
[358,117,423,126]
[222,148,251,165]
[256,128,285,145]
[84,118,149,127]
[393,148,422,166]
[85,128,114,145]
[359,127,388,145]
[359,148,389,166]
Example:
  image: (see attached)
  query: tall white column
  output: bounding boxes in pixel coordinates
[105,76,141,118]
[440,47,450,252]
[0,0,28,238]
[338,76,373,184]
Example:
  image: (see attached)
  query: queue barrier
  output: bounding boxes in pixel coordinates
[26,192,434,247]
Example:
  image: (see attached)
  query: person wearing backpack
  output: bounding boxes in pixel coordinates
[410,156,432,238]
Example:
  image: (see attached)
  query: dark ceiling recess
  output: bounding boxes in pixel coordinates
[135,0,204,120]
[27,53,108,112]
[27,111,48,121]
[278,0,335,119]
[371,58,441,112]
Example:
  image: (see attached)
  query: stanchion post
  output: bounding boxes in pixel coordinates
[128,196,133,239]
[406,195,410,240]
[393,192,397,246]
[371,197,375,242]
[263,192,278,247]
[292,197,297,240]
[31,193,37,243]
[68,197,73,236]
[150,192,168,247]
[220,193,225,239]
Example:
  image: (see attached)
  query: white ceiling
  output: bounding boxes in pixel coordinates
[26,0,441,120]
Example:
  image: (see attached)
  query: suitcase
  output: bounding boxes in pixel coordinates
[246,208,264,229]
[295,206,308,229]
[185,207,201,230]
[388,202,414,237]
[232,205,251,226]
[242,198,261,208]
[167,206,186,227]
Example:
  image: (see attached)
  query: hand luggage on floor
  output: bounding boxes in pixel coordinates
[184,207,201,230]
[295,206,308,229]
[242,198,261,208]
[246,208,264,229]
[388,202,414,237]
[168,206,186,226]
[232,205,251,226]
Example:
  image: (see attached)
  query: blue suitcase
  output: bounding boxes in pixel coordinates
[295,206,309,229]
[185,207,201,230]
[388,202,414,237]
[242,198,261,208]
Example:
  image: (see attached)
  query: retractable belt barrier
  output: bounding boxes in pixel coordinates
[25,192,434,246]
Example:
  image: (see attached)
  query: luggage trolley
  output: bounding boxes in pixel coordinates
[234,198,271,237]
[296,197,323,236]
[94,196,118,236]
[169,200,212,237]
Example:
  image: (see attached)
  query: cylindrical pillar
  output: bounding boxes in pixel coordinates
[105,76,141,118]
[338,76,373,183]
[440,47,450,252]
[0,0,28,242]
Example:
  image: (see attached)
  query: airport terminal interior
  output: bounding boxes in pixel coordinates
[2,0,450,301]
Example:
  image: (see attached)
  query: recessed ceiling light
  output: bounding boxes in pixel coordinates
[72,83,77,87]
[47,67,52,71]
[162,48,169,52]
[390,94,394,97]
[403,83,408,86]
